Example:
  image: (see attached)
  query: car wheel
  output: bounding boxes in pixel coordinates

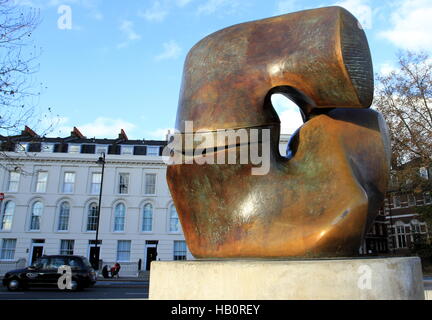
[6,278,21,291]
[69,280,83,291]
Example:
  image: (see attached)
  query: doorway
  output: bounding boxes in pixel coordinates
[30,245,44,265]
[145,241,158,271]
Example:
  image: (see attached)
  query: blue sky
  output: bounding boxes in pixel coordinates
[13,0,432,139]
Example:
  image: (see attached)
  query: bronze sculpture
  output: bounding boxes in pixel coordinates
[166,6,390,258]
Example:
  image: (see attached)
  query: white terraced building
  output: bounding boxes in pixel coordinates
[0,126,194,276]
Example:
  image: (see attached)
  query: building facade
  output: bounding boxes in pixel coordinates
[0,127,193,276]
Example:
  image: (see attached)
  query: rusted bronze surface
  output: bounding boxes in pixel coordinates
[167,6,390,258]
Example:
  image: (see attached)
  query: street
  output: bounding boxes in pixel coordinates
[0,281,149,300]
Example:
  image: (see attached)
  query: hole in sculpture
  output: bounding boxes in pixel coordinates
[271,93,304,158]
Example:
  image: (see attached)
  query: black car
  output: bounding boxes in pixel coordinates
[2,255,97,291]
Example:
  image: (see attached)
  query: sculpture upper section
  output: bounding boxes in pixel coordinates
[176,6,373,133]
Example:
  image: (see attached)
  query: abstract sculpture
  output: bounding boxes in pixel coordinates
[166,6,390,258]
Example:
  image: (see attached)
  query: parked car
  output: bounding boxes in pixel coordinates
[2,255,97,291]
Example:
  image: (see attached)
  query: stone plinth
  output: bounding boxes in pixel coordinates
[149,257,424,300]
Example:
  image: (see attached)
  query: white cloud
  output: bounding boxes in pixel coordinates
[155,40,182,61]
[333,0,373,29]
[379,62,397,76]
[138,1,169,22]
[379,0,432,51]
[53,117,137,139]
[275,0,297,15]
[271,94,304,134]
[148,128,174,140]
[197,0,240,15]
[117,20,141,49]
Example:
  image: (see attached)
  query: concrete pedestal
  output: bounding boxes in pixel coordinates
[149,257,425,300]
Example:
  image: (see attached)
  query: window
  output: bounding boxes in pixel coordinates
[173,241,187,260]
[142,203,153,232]
[393,195,401,208]
[169,205,179,232]
[0,239,16,260]
[60,240,74,255]
[1,201,15,231]
[133,146,146,155]
[30,201,43,231]
[28,143,41,152]
[396,225,407,248]
[108,144,121,155]
[63,172,75,193]
[411,222,421,234]
[53,143,68,153]
[118,173,129,194]
[7,171,20,192]
[407,194,416,207]
[57,202,70,231]
[81,144,96,154]
[145,173,156,195]
[91,173,102,194]
[35,171,48,193]
[114,203,126,232]
[86,203,99,231]
[424,192,431,204]
[117,240,131,261]
[420,167,429,179]
[146,146,160,156]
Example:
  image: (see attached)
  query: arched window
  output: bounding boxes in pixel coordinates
[30,201,43,231]
[114,203,126,232]
[1,201,15,231]
[86,202,98,231]
[169,204,179,232]
[142,203,153,232]
[57,202,70,231]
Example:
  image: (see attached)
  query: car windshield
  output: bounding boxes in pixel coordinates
[81,257,92,268]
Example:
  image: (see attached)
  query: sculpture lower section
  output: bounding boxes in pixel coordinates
[149,257,425,300]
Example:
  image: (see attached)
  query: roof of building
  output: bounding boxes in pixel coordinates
[0,126,168,146]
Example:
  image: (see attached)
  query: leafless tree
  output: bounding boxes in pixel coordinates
[375,50,432,192]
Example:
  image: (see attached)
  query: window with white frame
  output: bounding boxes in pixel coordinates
[169,204,179,232]
[145,173,156,195]
[118,173,129,194]
[7,171,20,192]
[142,203,153,232]
[62,172,75,193]
[393,195,401,208]
[114,203,126,232]
[420,167,429,179]
[173,241,187,260]
[395,225,407,248]
[60,240,74,255]
[117,240,131,261]
[35,171,48,193]
[90,173,102,194]
[146,146,160,156]
[424,192,431,204]
[57,202,70,231]
[411,221,421,234]
[86,203,99,231]
[0,239,16,260]
[30,201,43,231]
[1,201,15,231]
[407,193,416,207]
